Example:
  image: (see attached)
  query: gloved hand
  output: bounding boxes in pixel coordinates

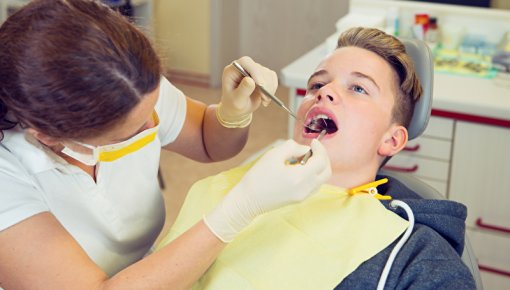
[216,56,278,128]
[204,139,332,242]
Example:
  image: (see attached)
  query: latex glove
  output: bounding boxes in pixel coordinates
[204,139,332,242]
[216,56,278,128]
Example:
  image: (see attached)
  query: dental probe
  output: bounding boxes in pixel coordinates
[300,129,327,165]
[232,61,299,119]
[285,129,326,166]
[232,61,326,133]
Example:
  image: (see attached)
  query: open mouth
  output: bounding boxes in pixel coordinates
[305,114,338,134]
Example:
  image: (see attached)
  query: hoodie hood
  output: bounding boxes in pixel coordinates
[376,175,467,255]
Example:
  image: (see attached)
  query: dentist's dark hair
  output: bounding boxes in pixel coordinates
[337,27,423,129]
[0,0,161,141]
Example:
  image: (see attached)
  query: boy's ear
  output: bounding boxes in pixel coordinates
[26,128,61,147]
[377,124,408,157]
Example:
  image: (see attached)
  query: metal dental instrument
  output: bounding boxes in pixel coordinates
[300,129,326,165]
[232,61,299,120]
[285,129,326,166]
[232,61,327,133]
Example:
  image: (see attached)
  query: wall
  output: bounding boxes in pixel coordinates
[210,0,350,87]
[492,0,510,10]
[154,1,348,87]
[153,0,210,85]
[238,0,349,74]
[210,0,240,87]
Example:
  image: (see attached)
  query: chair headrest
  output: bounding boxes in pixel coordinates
[400,38,434,140]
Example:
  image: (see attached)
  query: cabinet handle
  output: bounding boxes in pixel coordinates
[479,264,510,278]
[382,164,419,173]
[476,218,510,234]
[403,144,421,152]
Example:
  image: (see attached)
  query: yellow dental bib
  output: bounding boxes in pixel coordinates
[157,161,409,290]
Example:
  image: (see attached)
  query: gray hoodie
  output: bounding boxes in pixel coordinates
[334,176,477,290]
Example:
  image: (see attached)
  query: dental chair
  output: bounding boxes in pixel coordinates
[378,38,484,289]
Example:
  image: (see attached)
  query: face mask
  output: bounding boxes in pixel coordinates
[61,111,160,166]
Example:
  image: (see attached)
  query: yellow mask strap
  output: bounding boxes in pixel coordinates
[347,178,392,200]
[98,111,160,162]
[98,131,157,162]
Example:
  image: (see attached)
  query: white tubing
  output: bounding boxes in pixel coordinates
[377,200,415,290]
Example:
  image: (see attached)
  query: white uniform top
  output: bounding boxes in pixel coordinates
[0,77,186,276]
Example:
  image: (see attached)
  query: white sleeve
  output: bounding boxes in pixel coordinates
[0,147,48,232]
[155,76,187,147]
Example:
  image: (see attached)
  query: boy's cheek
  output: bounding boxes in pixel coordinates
[297,96,315,118]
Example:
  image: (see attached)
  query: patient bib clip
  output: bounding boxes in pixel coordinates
[348,178,391,200]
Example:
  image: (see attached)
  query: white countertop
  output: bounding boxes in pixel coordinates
[281,43,510,122]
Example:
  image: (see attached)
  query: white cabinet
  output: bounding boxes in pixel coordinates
[449,121,510,288]
[449,122,510,228]
[468,230,510,290]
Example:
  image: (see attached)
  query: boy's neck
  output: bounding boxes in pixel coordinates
[328,165,378,189]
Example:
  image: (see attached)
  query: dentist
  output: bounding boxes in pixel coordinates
[0,0,331,289]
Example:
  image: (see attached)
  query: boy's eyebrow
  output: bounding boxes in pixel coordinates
[308,70,380,92]
[307,69,328,85]
[352,71,380,91]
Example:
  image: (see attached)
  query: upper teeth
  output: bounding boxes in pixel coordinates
[313,114,330,121]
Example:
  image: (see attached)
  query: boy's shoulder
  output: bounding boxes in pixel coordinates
[337,175,475,289]
[335,222,476,290]
[377,173,468,254]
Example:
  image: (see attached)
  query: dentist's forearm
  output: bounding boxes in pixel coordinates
[103,220,225,290]
[202,104,249,161]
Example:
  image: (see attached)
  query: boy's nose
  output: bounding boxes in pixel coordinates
[316,93,335,103]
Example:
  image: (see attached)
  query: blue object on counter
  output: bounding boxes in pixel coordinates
[459,34,485,54]
[459,34,496,56]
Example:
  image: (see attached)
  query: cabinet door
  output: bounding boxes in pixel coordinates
[422,116,454,140]
[385,154,450,181]
[468,229,510,289]
[449,121,510,231]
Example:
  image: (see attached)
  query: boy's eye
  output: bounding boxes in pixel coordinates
[307,82,324,91]
[351,85,367,94]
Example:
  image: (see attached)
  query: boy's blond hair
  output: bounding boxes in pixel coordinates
[337,27,423,128]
